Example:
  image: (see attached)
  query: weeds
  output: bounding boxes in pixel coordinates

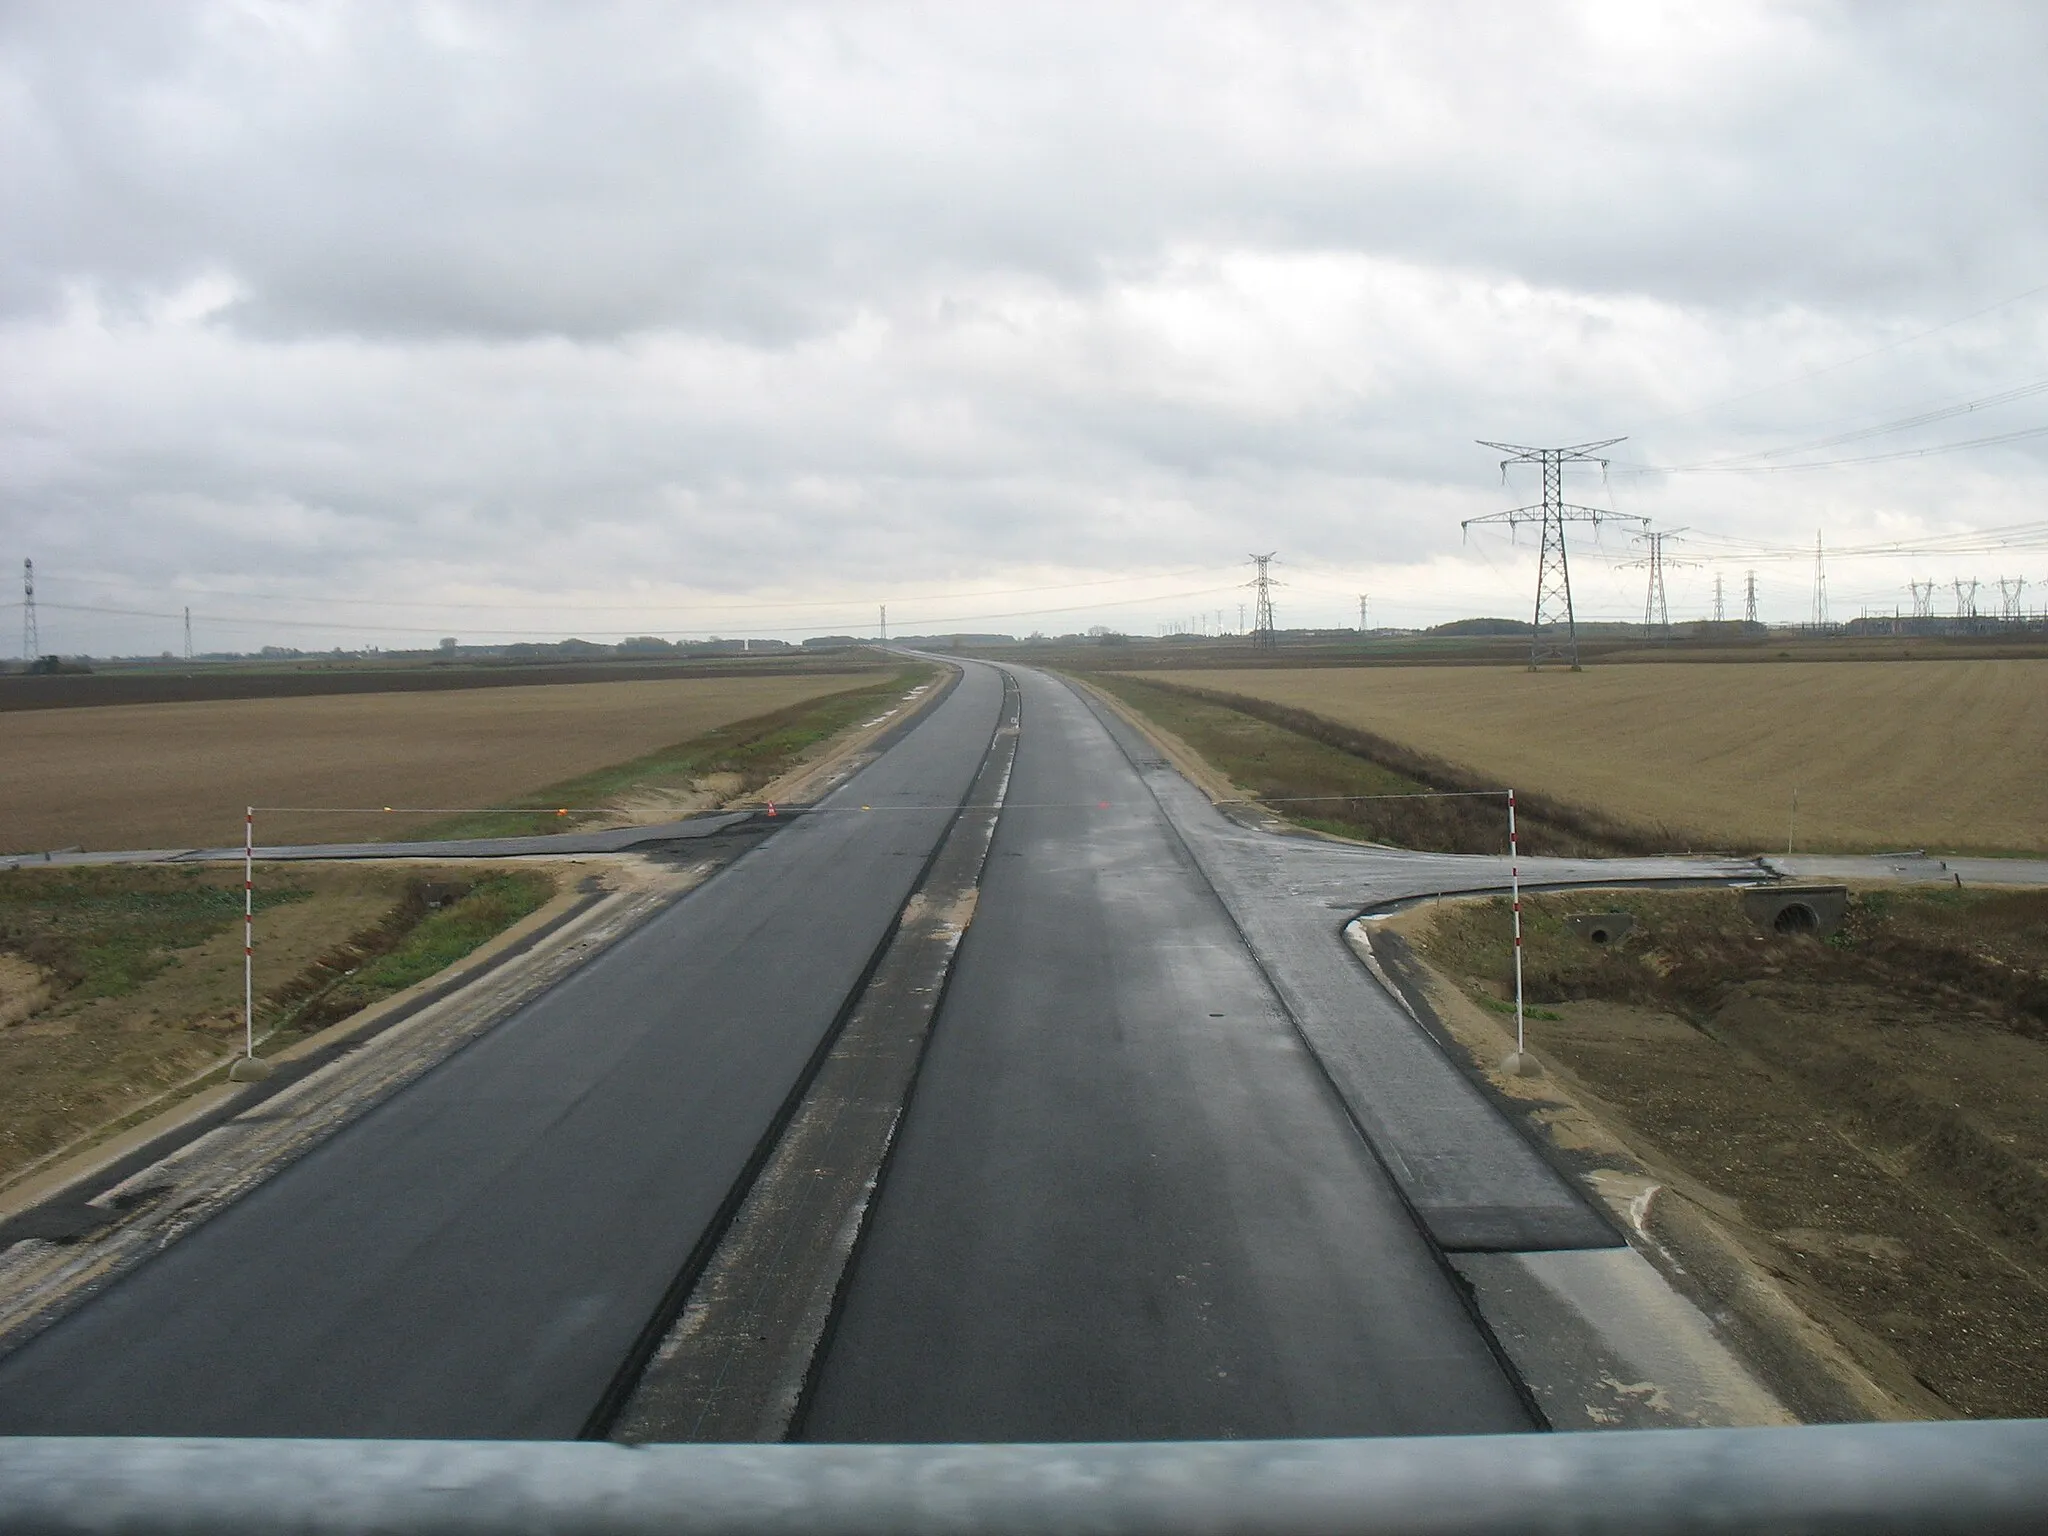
[0,867,307,1002]
[261,872,554,1039]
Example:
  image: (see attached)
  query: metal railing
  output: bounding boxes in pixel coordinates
[2,1420,2045,1534]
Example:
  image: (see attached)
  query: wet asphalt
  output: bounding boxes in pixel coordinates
[0,667,1004,1438]
[799,667,1533,1440]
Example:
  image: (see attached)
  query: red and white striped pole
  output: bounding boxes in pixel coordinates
[229,807,273,1081]
[243,806,254,1061]
[1509,790,1525,1058]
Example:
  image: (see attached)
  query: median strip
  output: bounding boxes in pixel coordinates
[607,670,1021,1444]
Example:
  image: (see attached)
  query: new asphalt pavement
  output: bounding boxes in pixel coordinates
[799,666,1536,1440]
[0,655,1769,1443]
[0,665,1004,1438]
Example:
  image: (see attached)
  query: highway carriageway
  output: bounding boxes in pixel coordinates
[0,654,1879,1448]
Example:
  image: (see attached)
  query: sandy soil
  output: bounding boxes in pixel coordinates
[1156,660,2048,853]
[0,675,863,851]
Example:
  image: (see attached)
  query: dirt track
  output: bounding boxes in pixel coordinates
[0,675,864,851]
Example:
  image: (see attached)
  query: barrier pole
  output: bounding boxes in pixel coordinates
[1509,790,1525,1058]
[243,806,254,1061]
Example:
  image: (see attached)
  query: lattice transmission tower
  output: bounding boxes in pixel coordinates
[1246,553,1279,650]
[1952,578,1979,619]
[1997,576,2028,620]
[1463,439,1641,670]
[1744,570,1759,625]
[1908,580,1937,619]
[1811,533,1829,627]
[21,558,36,661]
[1623,528,1692,630]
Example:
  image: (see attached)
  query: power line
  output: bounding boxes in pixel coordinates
[1620,422,2048,474]
[1630,280,2048,428]
[39,566,1234,617]
[1673,375,2048,469]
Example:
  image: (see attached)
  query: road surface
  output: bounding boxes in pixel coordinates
[0,655,1766,1441]
[801,666,1536,1439]
[0,666,1005,1437]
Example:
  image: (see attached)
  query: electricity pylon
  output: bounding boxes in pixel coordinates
[1908,580,1936,618]
[1744,570,1759,625]
[1246,553,1279,650]
[1952,578,1979,619]
[1997,576,2027,620]
[1463,439,1642,670]
[1811,532,1829,627]
[1622,527,1692,630]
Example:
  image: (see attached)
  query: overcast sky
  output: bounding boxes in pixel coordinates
[5,0,2047,653]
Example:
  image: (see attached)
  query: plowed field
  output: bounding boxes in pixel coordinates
[0,674,871,852]
[1151,661,2047,854]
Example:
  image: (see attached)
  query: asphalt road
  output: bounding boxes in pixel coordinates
[800,667,1535,1441]
[0,665,1005,1439]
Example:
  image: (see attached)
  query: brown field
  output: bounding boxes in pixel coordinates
[0,674,873,852]
[1153,661,2048,854]
[1404,886,2048,1418]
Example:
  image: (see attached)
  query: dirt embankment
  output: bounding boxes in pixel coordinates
[1405,885,2048,1419]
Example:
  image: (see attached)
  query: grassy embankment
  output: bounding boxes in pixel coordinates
[0,865,554,1188]
[1410,885,2048,1418]
[1085,672,1672,855]
[412,663,936,839]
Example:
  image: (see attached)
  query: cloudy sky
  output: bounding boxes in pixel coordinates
[4,0,2047,654]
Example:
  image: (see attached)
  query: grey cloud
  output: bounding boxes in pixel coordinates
[7,1,2047,345]
[5,1,2048,651]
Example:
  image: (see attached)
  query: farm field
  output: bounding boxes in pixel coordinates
[1145,660,2048,854]
[0,672,886,853]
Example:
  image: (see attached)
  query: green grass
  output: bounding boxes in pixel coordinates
[1086,673,1658,855]
[267,871,556,1038]
[410,665,937,840]
[0,866,307,1000]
